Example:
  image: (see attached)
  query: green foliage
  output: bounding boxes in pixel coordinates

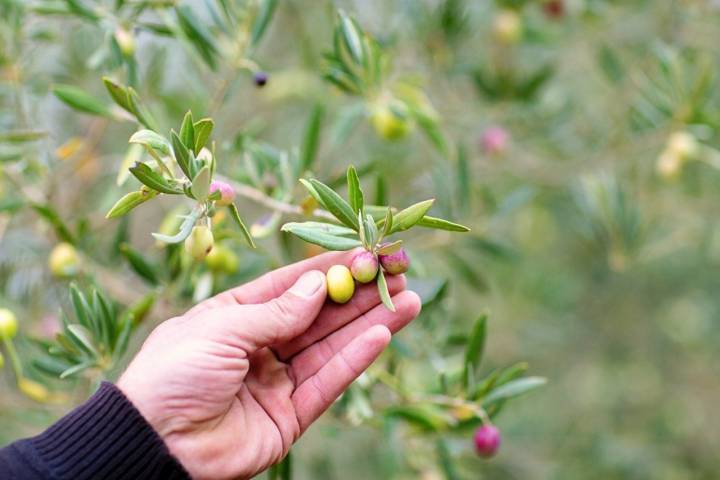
[5,1,720,479]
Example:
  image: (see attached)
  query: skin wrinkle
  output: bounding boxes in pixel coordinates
[247,351,299,452]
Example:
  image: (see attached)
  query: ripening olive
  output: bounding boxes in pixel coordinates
[326,265,355,304]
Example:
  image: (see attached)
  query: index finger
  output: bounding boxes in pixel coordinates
[186,248,362,316]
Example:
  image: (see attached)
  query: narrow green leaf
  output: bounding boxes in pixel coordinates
[280,221,356,236]
[64,0,99,20]
[436,439,461,480]
[67,324,100,358]
[53,84,111,116]
[126,87,159,130]
[281,223,362,251]
[171,130,191,178]
[119,243,160,285]
[390,199,435,233]
[381,207,393,238]
[59,361,95,379]
[193,118,214,153]
[496,362,529,387]
[122,292,157,328]
[0,130,47,143]
[346,165,364,214]
[55,330,81,357]
[374,174,387,205]
[129,163,182,194]
[93,290,114,350]
[106,190,157,219]
[31,204,76,244]
[176,5,219,70]
[377,269,396,312]
[377,239,402,255]
[228,204,256,248]
[384,404,448,431]
[363,213,377,247]
[463,314,487,388]
[339,10,364,64]
[69,285,92,330]
[102,76,132,113]
[456,143,470,210]
[482,377,547,405]
[250,0,278,46]
[128,129,171,155]
[416,215,470,232]
[33,357,73,378]
[299,179,327,209]
[113,316,133,357]
[191,165,211,201]
[309,179,359,230]
[179,110,195,151]
[300,104,324,172]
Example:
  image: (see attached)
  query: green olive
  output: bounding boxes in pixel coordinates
[205,244,239,273]
[48,243,80,278]
[185,226,215,261]
[371,104,410,141]
[0,308,18,340]
[326,265,355,304]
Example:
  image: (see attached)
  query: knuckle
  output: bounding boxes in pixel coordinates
[266,297,298,327]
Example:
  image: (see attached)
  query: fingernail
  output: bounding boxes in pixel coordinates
[289,271,324,297]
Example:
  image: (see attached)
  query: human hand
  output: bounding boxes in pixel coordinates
[117,250,421,480]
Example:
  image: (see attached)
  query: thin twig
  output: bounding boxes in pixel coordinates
[217,175,337,222]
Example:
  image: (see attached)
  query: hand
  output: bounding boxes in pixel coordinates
[117,250,421,480]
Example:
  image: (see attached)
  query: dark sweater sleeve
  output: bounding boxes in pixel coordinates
[0,382,190,480]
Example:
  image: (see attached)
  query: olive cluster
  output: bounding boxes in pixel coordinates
[326,248,410,304]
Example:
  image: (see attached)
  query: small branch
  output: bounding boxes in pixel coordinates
[218,175,337,222]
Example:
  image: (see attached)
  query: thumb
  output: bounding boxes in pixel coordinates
[221,270,327,351]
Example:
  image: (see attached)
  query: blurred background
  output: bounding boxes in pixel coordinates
[2,0,720,479]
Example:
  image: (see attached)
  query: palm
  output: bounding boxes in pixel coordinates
[119,250,421,480]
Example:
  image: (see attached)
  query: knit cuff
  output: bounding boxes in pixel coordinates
[28,382,190,480]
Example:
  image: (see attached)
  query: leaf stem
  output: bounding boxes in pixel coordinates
[2,337,24,381]
[216,175,337,222]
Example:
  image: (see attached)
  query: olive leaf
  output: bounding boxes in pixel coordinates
[129,129,171,156]
[300,104,324,172]
[193,118,214,153]
[228,204,256,248]
[376,269,396,312]
[179,110,195,151]
[482,377,547,406]
[126,86,159,130]
[103,76,133,113]
[308,179,359,230]
[250,0,278,47]
[52,84,111,116]
[106,190,157,218]
[338,10,364,64]
[171,130,192,178]
[299,179,327,209]
[0,130,47,143]
[377,239,402,255]
[281,222,363,250]
[416,215,471,232]
[129,163,183,194]
[347,165,364,214]
[191,165,211,201]
[463,314,487,389]
[389,199,435,233]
